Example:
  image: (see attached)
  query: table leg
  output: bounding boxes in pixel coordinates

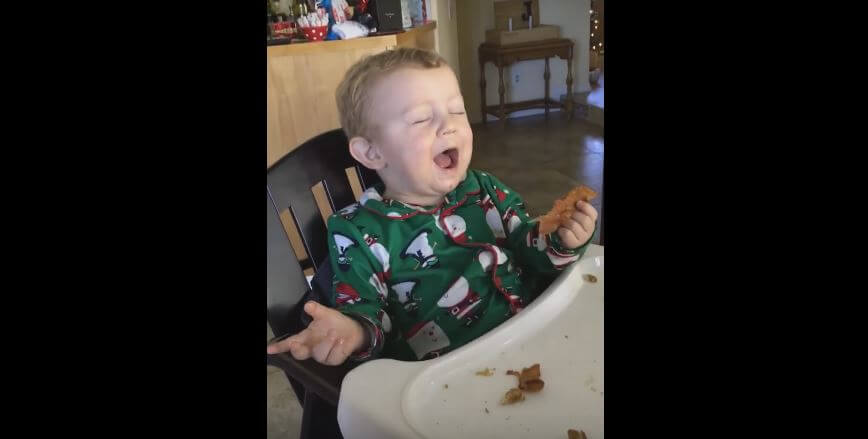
[544,57,551,118]
[480,60,487,125]
[498,65,506,122]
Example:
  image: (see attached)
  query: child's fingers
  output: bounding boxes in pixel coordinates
[303,301,323,320]
[289,341,311,360]
[267,331,304,355]
[570,210,595,234]
[557,225,581,248]
[306,317,326,335]
[270,329,312,360]
[311,329,339,364]
[267,337,290,355]
[324,338,350,366]
[562,216,591,237]
[286,330,314,360]
[575,200,599,222]
[306,301,345,332]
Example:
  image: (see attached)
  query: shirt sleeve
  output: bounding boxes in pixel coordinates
[326,214,392,361]
[478,172,595,277]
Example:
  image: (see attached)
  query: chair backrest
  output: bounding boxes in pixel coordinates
[267,129,381,337]
[596,187,603,246]
[598,198,604,245]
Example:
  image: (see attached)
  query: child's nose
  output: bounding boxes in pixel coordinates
[438,119,457,136]
[440,126,457,136]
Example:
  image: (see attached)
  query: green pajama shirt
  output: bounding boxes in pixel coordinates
[326,169,593,361]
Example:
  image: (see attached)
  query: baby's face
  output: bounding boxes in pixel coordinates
[366,66,473,204]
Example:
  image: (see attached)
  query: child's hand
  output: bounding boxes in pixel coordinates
[556,200,598,249]
[267,301,367,366]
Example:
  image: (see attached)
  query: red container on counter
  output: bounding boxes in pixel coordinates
[271,20,293,40]
[300,25,328,42]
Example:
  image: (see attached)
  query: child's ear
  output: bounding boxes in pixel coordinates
[349,136,386,170]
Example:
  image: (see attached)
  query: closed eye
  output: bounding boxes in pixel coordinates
[413,118,431,125]
[450,111,465,115]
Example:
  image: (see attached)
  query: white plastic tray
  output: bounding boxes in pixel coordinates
[338,245,604,439]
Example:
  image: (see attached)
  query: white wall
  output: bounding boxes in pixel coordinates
[457,0,590,123]
[430,0,462,78]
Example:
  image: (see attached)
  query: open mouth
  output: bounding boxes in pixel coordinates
[434,148,459,170]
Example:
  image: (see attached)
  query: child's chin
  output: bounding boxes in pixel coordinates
[434,172,465,193]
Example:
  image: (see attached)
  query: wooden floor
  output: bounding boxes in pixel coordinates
[470,113,604,244]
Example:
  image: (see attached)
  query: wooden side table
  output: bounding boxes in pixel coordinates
[478,38,574,124]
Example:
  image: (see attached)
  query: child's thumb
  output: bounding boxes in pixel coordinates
[303,301,322,319]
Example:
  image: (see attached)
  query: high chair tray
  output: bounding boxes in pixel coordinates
[338,245,604,439]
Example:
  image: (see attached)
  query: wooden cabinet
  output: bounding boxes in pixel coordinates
[267,21,437,168]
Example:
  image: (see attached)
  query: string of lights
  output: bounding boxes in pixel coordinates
[590,1,603,55]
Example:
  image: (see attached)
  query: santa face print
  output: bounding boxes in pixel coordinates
[363,232,391,279]
[405,320,450,360]
[436,276,483,324]
[434,212,468,243]
[480,195,507,244]
[525,223,549,251]
[368,273,389,303]
[502,206,523,234]
[477,245,508,272]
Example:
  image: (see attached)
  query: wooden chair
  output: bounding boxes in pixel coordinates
[267,129,381,438]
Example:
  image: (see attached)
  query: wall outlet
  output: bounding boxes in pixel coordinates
[514,73,520,84]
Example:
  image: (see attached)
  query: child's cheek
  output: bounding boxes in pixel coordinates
[408,135,427,155]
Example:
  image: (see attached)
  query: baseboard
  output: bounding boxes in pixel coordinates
[484,107,562,122]
[560,92,603,127]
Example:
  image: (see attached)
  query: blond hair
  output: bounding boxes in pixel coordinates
[336,47,449,139]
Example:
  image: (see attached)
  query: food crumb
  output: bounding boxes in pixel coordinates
[567,429,587,439]
[507,363,545,392]
[583,274,598,283]
[500,387,525,405]
[475,368,495,376]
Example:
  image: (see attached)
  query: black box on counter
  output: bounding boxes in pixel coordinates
[371,0,403,32]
